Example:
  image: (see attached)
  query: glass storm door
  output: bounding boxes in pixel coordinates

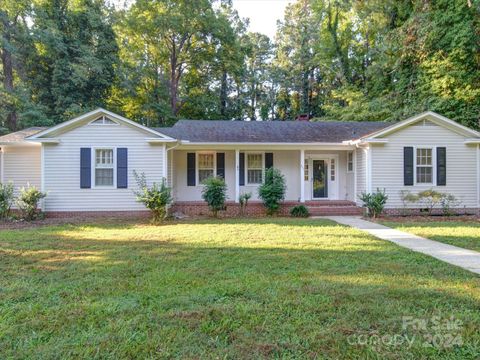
[312,159,328,199]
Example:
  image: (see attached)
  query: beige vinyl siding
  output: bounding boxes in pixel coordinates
[173,150,302,202]
[355,148,366,198]
[173,150,242,201]
[1,145,41,200]
[173,149,352,202]
[371,121,478,208]
[345,152,355,202]
[43,123,165,211]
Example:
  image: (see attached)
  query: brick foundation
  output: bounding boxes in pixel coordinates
[171,200,363,217]
[42,205,478,219]
[43,201,365,218]
[170,201,293,217]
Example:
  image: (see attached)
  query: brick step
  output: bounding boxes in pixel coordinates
[307,206,363,216]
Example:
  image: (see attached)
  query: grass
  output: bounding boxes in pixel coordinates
[1,218,479,359]
[381,220,480,252]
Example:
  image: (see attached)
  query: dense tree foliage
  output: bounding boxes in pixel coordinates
[1,0,479,132]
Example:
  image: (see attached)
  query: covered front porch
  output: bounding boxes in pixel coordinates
[167,145,360,211]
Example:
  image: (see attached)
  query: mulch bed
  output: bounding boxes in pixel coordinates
[370,215,480,223]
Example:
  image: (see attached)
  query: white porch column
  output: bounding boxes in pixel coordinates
[235,149,240,203]
[300,149,305,203]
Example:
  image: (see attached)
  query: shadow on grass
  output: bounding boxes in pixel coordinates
[1,220,479,358]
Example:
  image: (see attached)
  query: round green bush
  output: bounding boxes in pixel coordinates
[290,205,310,218]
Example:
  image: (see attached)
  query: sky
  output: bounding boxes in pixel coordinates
[231,0,293,39]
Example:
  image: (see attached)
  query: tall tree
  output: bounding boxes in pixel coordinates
[28,0,119,123]
[275,0,321,118]
[0,1,30,131]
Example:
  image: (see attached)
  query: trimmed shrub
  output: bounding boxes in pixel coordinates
[16,184,47,221]
[440,193,460,216]
[417,189,443,215]
[399,190,419,216]
[0,182,15,219]
[258,168,286,216]
[290,205,309,218]
[359,189,388,219]
[239,192,252,216]
[201,176,227,217]
[134,171,172,223]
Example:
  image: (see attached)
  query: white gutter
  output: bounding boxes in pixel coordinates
[179,141,352,146]
[464,139,480,145]
[146,138,178,143]
[26,138,60,144]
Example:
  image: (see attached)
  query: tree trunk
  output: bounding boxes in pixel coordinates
[169,55,178,117]
[1,15,17,131]
[220,69,227,117]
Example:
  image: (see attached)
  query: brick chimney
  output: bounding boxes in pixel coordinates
[295,114,310,121]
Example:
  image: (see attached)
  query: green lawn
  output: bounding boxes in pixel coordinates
[1,219,479,359]
[381,220,480,253]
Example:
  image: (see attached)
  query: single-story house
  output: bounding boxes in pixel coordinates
[0,108,479,216]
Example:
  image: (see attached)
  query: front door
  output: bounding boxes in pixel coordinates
[312,159,328,199]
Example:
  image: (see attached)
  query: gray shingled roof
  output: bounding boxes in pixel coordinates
[0,127,46,143]
[157,120,391,143]
[0,120,392,144]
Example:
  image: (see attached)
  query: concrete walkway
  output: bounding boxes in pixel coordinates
[324,216,480,275]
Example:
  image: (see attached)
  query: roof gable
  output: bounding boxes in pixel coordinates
[27,108,175,141]
[364,111,480,140]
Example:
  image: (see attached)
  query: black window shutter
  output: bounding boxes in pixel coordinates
[265,153,273,169]
[404,147,414,186]
[80,148,91,189]
[437,147,446,186]
[216,153,225,178]
[187,153,196,186]
[239,152,245,186]
[117,148,128,188]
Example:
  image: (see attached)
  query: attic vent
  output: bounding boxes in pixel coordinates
[413,119,437,127]
[90,115,118,125]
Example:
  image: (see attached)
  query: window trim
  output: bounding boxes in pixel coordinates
[245,151,265,185]
[196,151,216,186]
[347,151,354,173]
[414,146,436,186]
[92,147,116,189]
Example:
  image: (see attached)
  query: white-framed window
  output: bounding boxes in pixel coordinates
[347,152,354,172]
[304,159,309,181]
[95,148,115,187]
[197,152,215,184]
[247,153,263,184]
[90,115,118,125]
[416,147,433,184]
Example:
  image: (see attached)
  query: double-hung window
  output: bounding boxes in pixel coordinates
[416,148,433,184]
[198,153,215,183]
[247,153,263,184]
[95,149,114,186]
